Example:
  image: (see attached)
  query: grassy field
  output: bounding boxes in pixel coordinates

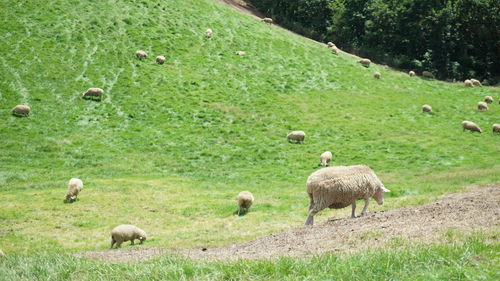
[0,0,499,278]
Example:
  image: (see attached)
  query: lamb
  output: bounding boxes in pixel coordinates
[236,191,254,216]
[331,46,339,55]
[287,130,306,144]
[373,72,381,79]
[358,58,371,67]
[65,178,83,203]
[484,96,493,103]
[235,51,246,56]
[462,121,482,133]
[464,80,473,87]
[110,224,147,248]
[319,151,333,167]
[305,165,390,225]
[11,105,30,117]
[470,79,482,87]
[261,17,273,24]
[408,71,415,77]
[477,101,488,111]
[422,104,432,113]
[156,55,166,64]
[205,28,213,38]
[422,71,435,79]
[82,87,103,100]
[135,50,148,59]
[327,42,336,48]
[492,124,500,135]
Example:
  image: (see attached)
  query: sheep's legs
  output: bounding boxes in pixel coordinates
[360,199,369,216]
[305,210,317,226]
[131,240,135,246]
[351,202,356,218]
[110,238,116,249]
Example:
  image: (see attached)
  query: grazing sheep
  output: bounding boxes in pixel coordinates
[484,96,493,103]
[331,46,339,55]
[409,71,415,77]
[287,130,306,144]
[110,224,147,248]
[236,191,254,216]
[422,71,435,79]
[82,87,103,100]
[235,51,246,56]
[261,17,273,24]
[65,178,83,203]
[319,151,333,167]
[358,58,371,67]
[464,80,473,87]
[135,50,148,59]
[492,124,500,135]
[422,104,432,113]
[470,79,482,87]
[11,105,30,117]
[327,42,336,48]
[156,55,166,64]
[462,121,482,133]
[373,72,381,79]
[305,165,390,225]
[477,101,488,111]
[205,28,213,38]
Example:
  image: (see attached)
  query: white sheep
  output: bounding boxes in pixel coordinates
[11,105,30,117]
[422,71,434,79]
[484,96,493,103]
[422,104,432,113]
[409,71,415,77]
[235,51,246,56]
[156,55,166,64]
[236,191,254,216]
[492,124,500,135]
[205,28,213,38]
[358,58,371,67]
[319,151,333,167]
[82,88,103,100]
[305,165,390,225]
[464,80,473,87]
[65,178,83,203]
[462,121,482,133]
[135,50,148,59]
[327,42,336,48]
[477,101,488,111]
[373,72,381,79]
[261,17,273,24]
[110,224,147,248]
[470,79,482,87]
[287,130,306,144]
[331,46,339,55]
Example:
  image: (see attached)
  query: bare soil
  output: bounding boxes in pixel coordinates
[75,185,500,263]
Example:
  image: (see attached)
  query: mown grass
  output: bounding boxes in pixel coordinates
[0,0,499,276]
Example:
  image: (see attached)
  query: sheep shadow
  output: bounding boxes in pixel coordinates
[234,209,250,216]
[82,96,102,102]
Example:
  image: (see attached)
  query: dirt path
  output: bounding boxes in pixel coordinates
[76,185,499,262]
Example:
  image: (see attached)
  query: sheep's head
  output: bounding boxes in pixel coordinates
[373,186,390,205]
[138,230,147,243]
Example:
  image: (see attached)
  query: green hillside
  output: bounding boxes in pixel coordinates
[0,0,499,279]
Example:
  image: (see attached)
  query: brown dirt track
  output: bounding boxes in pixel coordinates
[76,185,499,263]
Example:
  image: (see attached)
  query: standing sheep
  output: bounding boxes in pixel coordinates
[287,130,306,144]
[422,71,435,79]
[235,51,246,56]
[110,224,147,248]
[422,104,432,113]
[408,71,415,77]
[305,165,390,225]
[236,191,254,216]
[205,28,213,38]
[11,105,30,117]
[156,55,166,64]
[464,80,473,87]
[261,17,273,24]
[65,178,83,203]
[470,79,482,87]
[331,46,339,55]
[358,58,371,67]
[373,72,381,79]
[327,42,336,48]
[492,124,500,135]
[484,96,493,103]
[135,50,148,59]
[319,151,333,167]
[82,88,103,101]
[477,101,488,111]
[462,121,482,133]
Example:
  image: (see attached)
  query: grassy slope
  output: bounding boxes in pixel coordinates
[0,0,498,262]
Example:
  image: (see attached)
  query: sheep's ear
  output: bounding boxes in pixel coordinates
[381,186,390,193]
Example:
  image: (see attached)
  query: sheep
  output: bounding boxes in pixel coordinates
[82,87,103,101]
[261,17,273,24]
[135,50,148,59]
[358,58,371,67]
[327,42,336,48]
[464,80,473,87]
[156,55,166,64]
[462,121,482,133]
[477,101,488,111]
[319,151,333,167]
[492,124,500,135]
[287,130,305,144]
[236,191,254,216]
[409,71,415,77]
[470,79,482,87]
[304,165,390,225]
[422,71,435,79]
[422,104,432,113]
[235,51,246,56]
[484,96,493,103]
[373,72,381,79]
[65,178,83,203]
[331,46,339,55]
[11,105,30,117]
[205,28,213,38]
[110,224,147,248]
